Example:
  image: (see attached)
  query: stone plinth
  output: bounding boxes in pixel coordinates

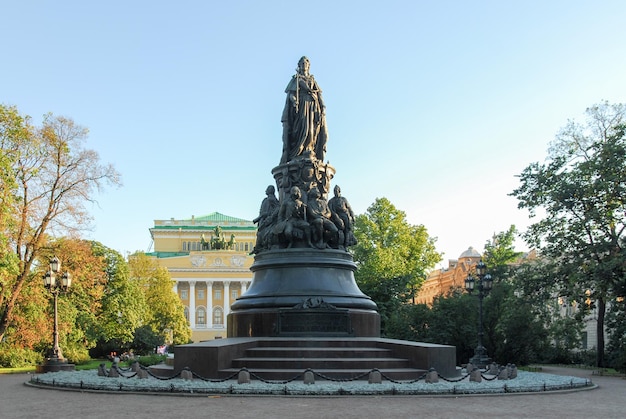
[228,248,380,337]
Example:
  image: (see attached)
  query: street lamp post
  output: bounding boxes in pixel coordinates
[464,259,493,369]
[36,256,76,373]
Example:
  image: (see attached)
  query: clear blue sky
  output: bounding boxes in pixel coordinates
[3,1,626,265]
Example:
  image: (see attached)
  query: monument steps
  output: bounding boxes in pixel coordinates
[174,337,456,380]
[244,346,392,358]
[219,339,427,380]
[231,357,413,369]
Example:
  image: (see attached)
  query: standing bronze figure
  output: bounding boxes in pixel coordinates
[281,56,328,164]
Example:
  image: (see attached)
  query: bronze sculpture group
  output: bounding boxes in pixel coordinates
[201,226,236,250]
[253,56,356,253]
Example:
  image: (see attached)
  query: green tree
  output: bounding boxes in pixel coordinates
[605,298,626,371]
[482,225,523,279]
[129,253,191,346]
[480,226,525,361]
[492,289,549,365]
[428,288,477,363]
[97,246,147,351]
[352,197,441,336]
[0,106,121,342]
[511,101,626,366]
[47,239,110,361]
[384,303,432,342]
[509,257,580,358]
[0,105,27,323]
[132,325,164,355]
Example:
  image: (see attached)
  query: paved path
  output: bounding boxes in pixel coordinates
[0,366,623,418]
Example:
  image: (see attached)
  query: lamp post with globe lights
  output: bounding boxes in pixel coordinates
[464,259,493,368]
[36,256,76,373]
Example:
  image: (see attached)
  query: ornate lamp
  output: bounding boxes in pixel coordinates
[36,256,75,373]
[464,259,493,368]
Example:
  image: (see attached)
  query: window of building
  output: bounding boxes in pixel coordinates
[231,289,238,300]
[197,307,206,326]
[213,307,223,325]
[197,289,205,299]
[214,289,222,300]
[181,289,188,300]
[581,331,588,350]
[184,307,189,322]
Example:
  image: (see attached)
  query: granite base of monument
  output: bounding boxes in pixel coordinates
[227,248,380,337]
[169,249,457,380]
[172,337,458,380]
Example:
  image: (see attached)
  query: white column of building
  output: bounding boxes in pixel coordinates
[241,281,248,294]
[223,281,231,317]
[172,280,178,294]
[206,281,213,328]
[188,281,196,329]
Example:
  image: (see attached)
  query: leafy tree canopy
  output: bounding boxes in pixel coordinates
[352,197,441,335]
[0,105,121,342]
[129,253,191,345]
[510,101,626,366]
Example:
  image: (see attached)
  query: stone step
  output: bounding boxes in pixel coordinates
[219,339,430,380]
[245,346,392,358]
[230,357,412,370]
[253,338,381,348]
[174,337,459,380]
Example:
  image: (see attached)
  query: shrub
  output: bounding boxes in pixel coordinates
[0,343,43,368]
[132,325,163,356]
[135,354,167,367]
[62,345,91,365]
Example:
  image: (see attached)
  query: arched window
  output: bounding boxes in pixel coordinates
[213,307,224,326]
[197,307,206,326]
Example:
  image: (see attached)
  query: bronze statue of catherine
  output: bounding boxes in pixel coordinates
[280,56,328,164]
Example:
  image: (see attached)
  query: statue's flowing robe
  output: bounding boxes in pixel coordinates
[281,74,328,162]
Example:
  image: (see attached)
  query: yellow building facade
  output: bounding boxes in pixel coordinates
[147,212,256,342]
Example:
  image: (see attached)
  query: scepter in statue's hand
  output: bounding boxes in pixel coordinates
[294,73,299,112]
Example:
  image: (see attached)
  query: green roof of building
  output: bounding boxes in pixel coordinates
[189,212,252,223]
[151,211,256,231]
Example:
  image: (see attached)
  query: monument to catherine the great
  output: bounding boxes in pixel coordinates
[173,58,456,380]
[227,56,380,337]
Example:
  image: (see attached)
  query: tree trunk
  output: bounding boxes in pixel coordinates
[596,296,606,367]
[0,273,27,342]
